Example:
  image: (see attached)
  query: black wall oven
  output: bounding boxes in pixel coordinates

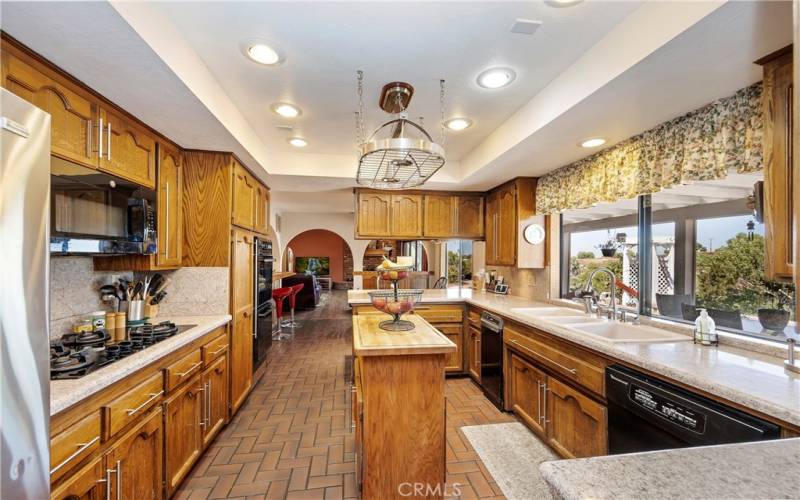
[253,237,274,372]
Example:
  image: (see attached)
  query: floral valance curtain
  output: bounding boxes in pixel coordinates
[535,82,763,214]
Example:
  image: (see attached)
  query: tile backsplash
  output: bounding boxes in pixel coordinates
[49,257,229,339]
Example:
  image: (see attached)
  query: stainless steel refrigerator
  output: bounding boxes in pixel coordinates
[1,88,51,498]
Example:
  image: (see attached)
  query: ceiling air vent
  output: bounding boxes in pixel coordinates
[510,19,542,35]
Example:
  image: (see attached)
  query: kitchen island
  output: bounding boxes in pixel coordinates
[351,313,456,499]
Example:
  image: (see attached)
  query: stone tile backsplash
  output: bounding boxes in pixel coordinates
[49,257,229,339]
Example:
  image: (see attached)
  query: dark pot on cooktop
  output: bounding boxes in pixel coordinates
[757,308,789,332]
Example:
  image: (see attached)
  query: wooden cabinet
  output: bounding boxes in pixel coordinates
[760,48,794,281]
[202,355,228,446]
[485,191,498,264]
[231,309,254,414]
[50,455,106,500]
[356,192,391,237]
[231,229,254,313]
[254,182,270,235]
[423,194,455,238]
[546,377,607,458]
[105,407,164,500]
[99,107,156,188]
[495,184,517,265]
[437,323,463,373]
[2,48,96,168]
[468,326,481,382]
[164,378,203,495]
[456,195,484,238]
[156,142,183,268]
[509,354,547,437]
[485,179,539,267]
[390,194,423,237]
[232,161,257,230]
[50,412,101,483]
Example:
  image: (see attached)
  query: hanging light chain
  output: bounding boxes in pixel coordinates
[439,79,446,146]
[356,70,365,145]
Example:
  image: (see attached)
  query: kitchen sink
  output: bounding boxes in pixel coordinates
[571,322,689,343]
[510,307,586,317]
[540,315,604,325]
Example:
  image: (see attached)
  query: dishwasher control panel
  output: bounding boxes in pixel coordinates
[630,385,706,433]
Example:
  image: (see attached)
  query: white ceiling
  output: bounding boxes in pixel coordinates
[0,1,794,217]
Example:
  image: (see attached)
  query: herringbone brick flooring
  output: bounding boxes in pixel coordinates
[174,291,516,500]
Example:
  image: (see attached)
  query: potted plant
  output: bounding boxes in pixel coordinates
[596,231,619,257]
[740,279,794,332]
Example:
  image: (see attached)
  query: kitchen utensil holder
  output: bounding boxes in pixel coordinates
[127,300,145,323]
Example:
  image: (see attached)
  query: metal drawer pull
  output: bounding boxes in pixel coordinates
[125,391,163,416]
[86,120,92,157]
[165,182,170,259]
[106,121,111,160]
[537,381,544,424]
[176,361,202,377]
[542,383,550,424]
[509,340,578,376]
[116,460,121,500]
[98,118,103,158]
[209,345,227,356]
[104,460,120,500]
[206,380,212,426]
[50,435,100,474]
[198,384,207,428]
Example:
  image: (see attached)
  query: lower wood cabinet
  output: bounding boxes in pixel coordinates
[164,376,203,495]
[436,323,463,373]
[202,355,228,446]
[546,377,607,458]
[509,354,547,438]
[230,308,254,414]
[105,407,164,500]
[50,455,106,500]
[468,326,481,382]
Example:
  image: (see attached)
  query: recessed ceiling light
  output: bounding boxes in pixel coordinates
[241,39,283,65]
[580,137,606,148]
[287,137,307,148]
[271,102,301,118]
[477,67,516,89]
[444,118,473,131]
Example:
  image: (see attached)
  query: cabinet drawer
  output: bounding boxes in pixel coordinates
[202,332,228,364]
[414,304,463,323]
[165,348,203,391]
[468,308,481,327]
[50,411,101,481]
[105,372,164,438]
[504,325,605,396]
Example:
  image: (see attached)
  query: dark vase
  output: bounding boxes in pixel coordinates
[757,308,789,332]
[600,248,617,258]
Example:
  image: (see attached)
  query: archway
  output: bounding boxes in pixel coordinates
[286,229,354,288]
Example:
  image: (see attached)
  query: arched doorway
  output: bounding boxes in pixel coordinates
[286,229,354,288]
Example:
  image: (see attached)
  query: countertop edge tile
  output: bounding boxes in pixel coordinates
[50,314,232,416]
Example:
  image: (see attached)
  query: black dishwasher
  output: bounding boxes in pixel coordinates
[480,312,504,410]
[606,365,780,454]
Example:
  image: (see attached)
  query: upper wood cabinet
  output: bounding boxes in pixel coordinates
[485,178,539,267]
[357,192,392,237]
[232,161,257,230]
[157,142,183,268]
[254,182,271,235]
[390,194,424,238]
[2,48,96,168]
[759,47,794,281]
[423,194,455,238]
[456,195,484,238]
[99,107,157,189]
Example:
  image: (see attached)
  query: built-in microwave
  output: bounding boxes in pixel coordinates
[49,157,157,255]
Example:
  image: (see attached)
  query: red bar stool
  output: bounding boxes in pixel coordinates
[272,287,292,340]
[282,283,305,330]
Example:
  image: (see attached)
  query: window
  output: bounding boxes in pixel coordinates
[445,240,473,287]
[561,173,795,344]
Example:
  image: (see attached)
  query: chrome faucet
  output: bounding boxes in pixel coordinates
[583,267,617,320]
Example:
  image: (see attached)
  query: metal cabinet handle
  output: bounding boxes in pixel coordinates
[350,386,357,431]
[50,435,100,475]
[209,345,227,356]
[86,119,92,157]
[106,121,111,160]
[176,362,202,377]
[542,383,550,424]
[105,460,121,500]
[125,391,163,416]
[206,380,212,426]
[98,118,103,159]
[509,340,578,376]
[537,381,543,424]
[197,384,207,428]
[164,182,170,259]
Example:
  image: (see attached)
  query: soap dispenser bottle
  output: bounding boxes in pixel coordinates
[694,309,716,345]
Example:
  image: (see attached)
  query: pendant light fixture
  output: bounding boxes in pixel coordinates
[355,71,446,189]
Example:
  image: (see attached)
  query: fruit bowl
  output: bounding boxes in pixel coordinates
[369,289,423,331]
[376,265,412,282]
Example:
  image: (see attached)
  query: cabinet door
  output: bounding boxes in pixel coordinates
[763,52,794,281]
[254,183,270,235]
[435,323,462,373]
[105,407,164,500]
[202,354,228,447]
[357,193,391,237]
[231,229,254,313]
[99,107,156,188]
[156,143,183,268]
[230,309,254,414]
[546,377,607,458]
[468,326,481,382]
[2,50,96,168]
[509,354,547,438]
[232,162,256,230]
[50,455,106,500]
[390,194,423,238]
[457,195,485,239]
[496,186,517,265]
[485,193,497,265]
[423,194,455,238]
[164,379,203,495]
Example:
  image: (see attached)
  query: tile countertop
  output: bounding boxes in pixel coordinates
[50,314,231,416]
[539,438,800,500]
[347,289,800,427]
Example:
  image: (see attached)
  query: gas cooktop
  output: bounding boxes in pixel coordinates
[50,321,196,380]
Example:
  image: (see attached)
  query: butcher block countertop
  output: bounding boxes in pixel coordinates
[352,314,457,357]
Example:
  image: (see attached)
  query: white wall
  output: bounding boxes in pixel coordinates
[277,212,370,289]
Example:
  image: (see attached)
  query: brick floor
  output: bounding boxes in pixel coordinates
[175,291,516,499]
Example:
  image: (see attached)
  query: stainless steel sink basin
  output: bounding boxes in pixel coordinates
[572,322,689,343]
[510,307,586,317]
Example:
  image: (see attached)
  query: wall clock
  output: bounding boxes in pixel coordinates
[523,223,545,245]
